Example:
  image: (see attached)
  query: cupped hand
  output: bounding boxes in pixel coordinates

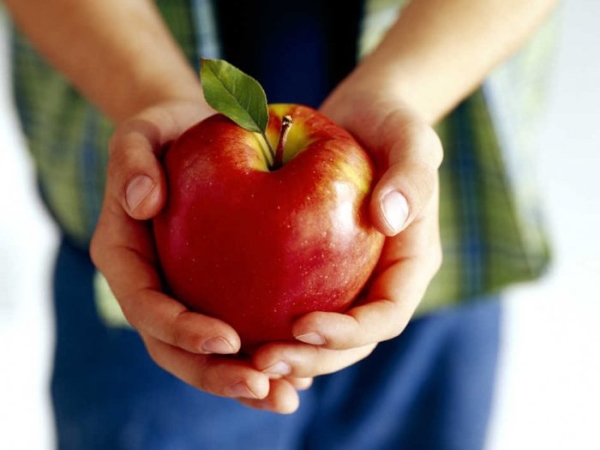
[251,88,443,384]
[90,100,310,414]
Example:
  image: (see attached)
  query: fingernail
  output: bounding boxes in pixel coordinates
[202,337,235,354]
[263,361,291,377]
[126,175,154,212]
[226,382,259,399]
[295,332,326,346]
[382,191,409,234]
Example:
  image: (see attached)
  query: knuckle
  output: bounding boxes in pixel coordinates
[116,295,141,330]
[170,312,200,351]
[420,124,444,169]
[169,323,187,350]
[389,120,443,173]
[430,244,443,274]
[382,300,410,340]
[187,365,213,394]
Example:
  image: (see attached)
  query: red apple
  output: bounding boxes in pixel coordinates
[153,104,385,352]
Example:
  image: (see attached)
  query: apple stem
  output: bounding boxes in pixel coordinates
[272,115,293,170]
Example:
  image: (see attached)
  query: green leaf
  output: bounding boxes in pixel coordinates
[200,58,269,134]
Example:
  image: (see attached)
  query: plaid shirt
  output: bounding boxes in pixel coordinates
[10,0,556,317]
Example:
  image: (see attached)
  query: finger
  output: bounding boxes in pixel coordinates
[286,377,314,391]
[237,378,301,414]
[142,334,269,400]
[90,189,241,355]
[291,259,430,349]
[90,223,241,355]
[253,342,376,379]
[121,289,242,355]
[369,115,443,236]
[108,123,167,220]
[108,102,211,220]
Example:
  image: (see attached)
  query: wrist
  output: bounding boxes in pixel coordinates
[321,71,430,143]
[111,100,216,154]
[109,65,208,125]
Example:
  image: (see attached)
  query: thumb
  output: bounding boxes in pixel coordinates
[107,118,168,221]
[106,101,212,220]
[369,120,443,236]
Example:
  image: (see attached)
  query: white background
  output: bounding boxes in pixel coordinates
[1,2,599,449]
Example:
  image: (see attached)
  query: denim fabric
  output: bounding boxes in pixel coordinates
[51,237,501,450]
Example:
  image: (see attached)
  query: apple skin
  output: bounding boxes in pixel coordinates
[153,104,385,352]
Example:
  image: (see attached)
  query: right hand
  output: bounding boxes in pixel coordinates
[90,100,311,414]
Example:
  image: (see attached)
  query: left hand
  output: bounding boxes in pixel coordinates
[246,87,443,409]
[91,100,313,414]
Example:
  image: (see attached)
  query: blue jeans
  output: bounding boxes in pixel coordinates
[51,237,501,450]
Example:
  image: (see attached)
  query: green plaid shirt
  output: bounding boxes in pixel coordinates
[11,0,556,317]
